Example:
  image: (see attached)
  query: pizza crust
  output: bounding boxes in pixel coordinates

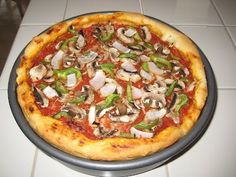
[16,12,207,161]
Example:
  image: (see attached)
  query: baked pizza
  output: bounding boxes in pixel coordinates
[16,12,207,161]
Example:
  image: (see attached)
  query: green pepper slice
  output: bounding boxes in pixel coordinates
[180,77,190,83]
[175,94,189,115]
[68,26,79,35]
[100,63,115,76]
[99,32,114,42]
[165,80,177,96]
[126,81,133,103]
[55,81,68,94]
[69,95,87,104]
[133,32,142,42]
[39,83,47,90]
[134,119,159,130]
[54,67,82,80]
[53,111,68,119]
[98,93,120,110]
[143,42,154,50]
[150,54,172,69]
[119,52,137,60]
[119,132,135,138]
[142,62,149,72]
[60,36,78,50]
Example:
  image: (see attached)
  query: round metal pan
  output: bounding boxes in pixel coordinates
[8,11,217,177]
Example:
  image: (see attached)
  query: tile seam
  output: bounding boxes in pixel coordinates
[139,0,144,14]
[165,164,170,177]
[63,0,69,20]
[210,0,236,48]
[30,148,39,177]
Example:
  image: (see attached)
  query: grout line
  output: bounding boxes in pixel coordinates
[174,24,223,27]
[165,165,170,177]
[139,0,144,14]
[63,0,69,20]
[210,0,236,49]
[225,26,236,48]
[30,148,39,177]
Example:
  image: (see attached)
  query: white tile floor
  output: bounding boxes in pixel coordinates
[1,0,236,176]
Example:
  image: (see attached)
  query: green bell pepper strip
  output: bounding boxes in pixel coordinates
[143,42,154,50]
[53,111,68,119]
[99,32,114,42]
[54,67,82,80]
[119,132,135,138]
[126,81,133,103]
[60,36,78,50]
[100,63,115,76]
[142,62,149,72]
[98,94,120,110]
[150,54,172,69]
[165,80,177,96]
[55,81,68,94]
[134,119,159,130]
[69,95,87,104]
[133,32,142,42]
[119,53,137,60]
[39,83,47,90]
[175,94,189,115]
[180,77,190,83]
[68,26,79,35]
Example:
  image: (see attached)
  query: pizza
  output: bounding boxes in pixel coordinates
[16,12,207,161]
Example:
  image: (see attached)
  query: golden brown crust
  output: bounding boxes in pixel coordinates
[16,12,207,161]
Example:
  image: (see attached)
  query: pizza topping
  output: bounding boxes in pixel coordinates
[28,22,196,139]
[112,41,130,53]
[51,50,64,69]
[141,26,152,42]
[117,27,135,44]
[89,70,106,90]
[130,127,153,138]
[43,86,58,99]
[33,86,49,108]
[29,64,47,81]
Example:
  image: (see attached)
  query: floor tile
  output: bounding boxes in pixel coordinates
[0,25,49,89]
[0,90,36,177]
[34,150,167,177]
[227,27,236,47]
[168,90,236,177]
[175,26,236,88]
[213,0,236,26]
[65,0,141,19]
[21,0,67,25]
[142,0,222,25]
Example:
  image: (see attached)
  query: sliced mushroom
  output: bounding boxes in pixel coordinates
[130,127,153,138]
[100,83,117,97]
[43,69,54,83]
[109,47,120,62]
[116,69,141,83]
[76,34,85,49]
[42,86,58,99]
[51,50,64,69]
[33,86,49,108]
[63,56,76,68]
[109,112,139,123]
[105,78,123,95]
[141,92,166,108]
[63,105,86,119]
[145,108,167,121]
[117,27,134,44]
[121,60,137,73]
[148,62,164,75]
[168,92,177,109]
[44,54,53,62]
[166,111,180,124]
[89,70,106,90]
[81,85,94,104]
[77,51,98,64]
[55,41,63,50]
[86,61,98,78]
[141,26,151,42]
[88,104,96,125]
[140,69,153,82]
[187,81,196,92]
[29,64,47,82]
[112,41,130,53]
[139,55,150,62]
[144,81,167,94]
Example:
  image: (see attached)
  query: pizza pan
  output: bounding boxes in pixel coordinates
[8,11,217,177]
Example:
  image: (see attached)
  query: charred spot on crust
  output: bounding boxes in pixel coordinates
[46,28,54,35]
[29,106,34,112]
[79,140,84,144]
[111,144,130,149]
